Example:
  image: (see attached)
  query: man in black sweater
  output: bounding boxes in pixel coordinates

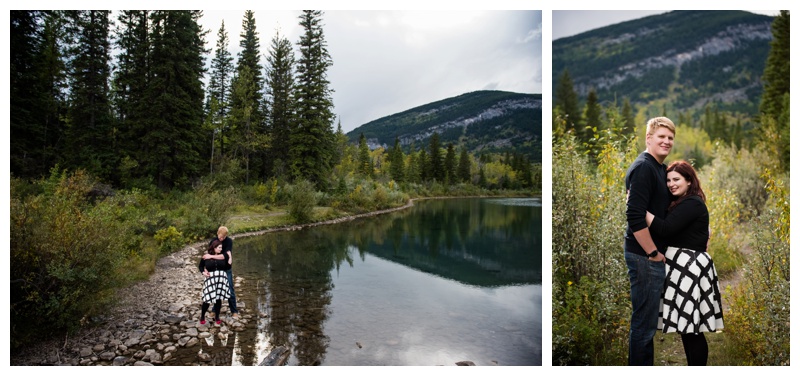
[209,226,239,319]
[623,116,675,366]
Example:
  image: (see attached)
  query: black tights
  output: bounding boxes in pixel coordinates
[680,333,708,366]
[201,300,222,322]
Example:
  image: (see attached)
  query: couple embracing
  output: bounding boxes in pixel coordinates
[624,117,725,366]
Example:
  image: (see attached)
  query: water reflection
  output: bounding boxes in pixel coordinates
[232,197,541,365]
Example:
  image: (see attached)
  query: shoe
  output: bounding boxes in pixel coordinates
[215,320,222,325]
[200,320,206,325]
[232,313,240,319]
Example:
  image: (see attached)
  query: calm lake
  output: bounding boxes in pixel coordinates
[205,197,541,366]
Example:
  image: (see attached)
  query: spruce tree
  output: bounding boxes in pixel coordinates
[444,143,456,184]
[759,10,790,172]
[621,97,636,136]
[457,147,471,183]
[207,20,234,158]
[582,88,602,146]
[233,10,266,179]
[555,68,582,132]
[357,133,372,177]
[64,10,116,181]
[145,10,208,189]
[291,10,336,188]
[265,29,296,177]
[11,11,68,178]
[390,137,405,182]
[113,10,150,186]
[760,10,790,120]
[427,133,444,182]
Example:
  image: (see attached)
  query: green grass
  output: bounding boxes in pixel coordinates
[655,329,749,366]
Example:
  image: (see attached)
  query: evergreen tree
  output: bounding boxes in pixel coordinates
[759,10,790,172]
[207,20,234,158]
[145,10,208,189]
[265,29,296,177]
[621,97,636,136]
[230,65,267,184]
[418,148,428,182]
[357,133,372,177]
[390,137,405,182]
[233,10,267,179]
[444,143,456,184]
[582,88,602,146]
[554,68,582,132]
[457,147,471,183]
[113,10,151,186]
[11,11,68,178]
[291,10,336,188]
[406,142,419,183]
[427,133,444,182]
[64,10,116,181]
[760,11,790,120]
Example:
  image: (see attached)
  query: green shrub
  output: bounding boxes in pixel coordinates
[723,169,789,365]
[287,179,317,223]
[10,169,134,350]
[552,133,634,365]
[154,226,185,255]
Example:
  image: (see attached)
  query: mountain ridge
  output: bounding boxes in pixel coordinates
[553,10,774,122]
[346,90,542,162]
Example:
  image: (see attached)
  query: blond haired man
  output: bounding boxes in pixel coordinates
[624,117,675,365]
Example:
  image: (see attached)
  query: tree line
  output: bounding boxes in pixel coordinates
[11,10,540,193]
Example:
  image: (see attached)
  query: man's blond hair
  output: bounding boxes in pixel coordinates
[645,116,676,136]
[217,226,229,238]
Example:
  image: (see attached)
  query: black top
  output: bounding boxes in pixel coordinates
[624,151,670,256]
[208,236,233,271]
[649,195,709,252]
[199,251,230,273]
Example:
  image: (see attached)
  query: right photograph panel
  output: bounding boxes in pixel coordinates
[550,10,789,366]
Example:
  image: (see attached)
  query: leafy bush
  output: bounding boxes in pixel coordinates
[723,169,789,365]
[287,179,317,223]
[10,169,134,349]
[552,133,635,365]
[154,226,185,255]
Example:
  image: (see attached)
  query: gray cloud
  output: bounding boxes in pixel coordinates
[199,10,542,133]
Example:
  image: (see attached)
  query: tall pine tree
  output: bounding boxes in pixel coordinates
[231,10,267,179]
[113,10,151,186]
[145,10,208,189]
[265,29,296,178]
[291,10,336,188]
[207,20,234,159]
[555,68,582,132]
[64,10,116,181]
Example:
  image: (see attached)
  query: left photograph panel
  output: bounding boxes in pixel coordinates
[9,10,543,366]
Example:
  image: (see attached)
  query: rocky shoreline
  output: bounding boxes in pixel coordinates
[10,201,420,366]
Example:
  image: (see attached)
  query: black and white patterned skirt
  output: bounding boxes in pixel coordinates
[658,246,724,333]
[202,270,231,303]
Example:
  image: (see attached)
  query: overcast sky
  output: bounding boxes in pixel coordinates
[197,10,542,134]
[552,10,781,40]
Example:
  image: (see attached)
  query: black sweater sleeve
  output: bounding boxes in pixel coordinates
[649,197,704,237]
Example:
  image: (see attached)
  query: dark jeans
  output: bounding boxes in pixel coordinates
[625,251,665,366]
[227,269,238,313]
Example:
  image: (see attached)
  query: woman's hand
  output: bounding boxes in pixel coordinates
[203,269,210,278]
[646,211,654,227]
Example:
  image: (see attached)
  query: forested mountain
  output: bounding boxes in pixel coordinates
[553,10,774,124]
[346,90,542,162]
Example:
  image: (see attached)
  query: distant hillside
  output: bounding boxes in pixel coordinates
[553,10,773,122]
[347,90,542,162]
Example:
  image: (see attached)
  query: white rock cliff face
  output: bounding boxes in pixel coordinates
[574,22,772,96]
